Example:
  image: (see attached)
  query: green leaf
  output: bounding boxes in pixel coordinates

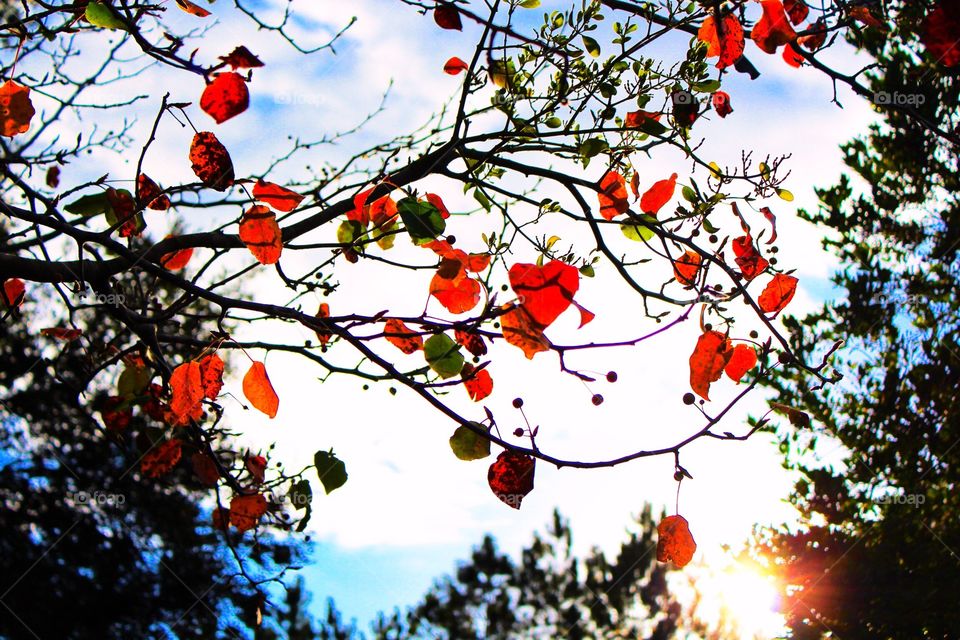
[519,0,541,7]
[681,185,697,203]
[776,188,794,202]
[545,116,562,128]
[290,478,312,511]
[582,36,601,58]
[397,197,446,245]
[314,450,348,494]
[85,2,126,29]
[449,423,491,461]
[424,333,465,379]
[693,80,721,93]
[621,215,658,242]
[337,220,363,245]
[579,137,608,159]
[579,264,595,277]
[118,362,152,398]
[64,192,111,217]
[708,162,722,179]
[473,189,492,212]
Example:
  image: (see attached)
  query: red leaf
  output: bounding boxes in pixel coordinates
[170,362,204,424]
[189,131,235,191]
[751,0,797,54]
[487,450,535,509]
[106,188,141,237]
[191,452,220,486]
[253,179,304,212]
[922,1,960,68]
[141,439,183,478]
[426,193,451,219]
[245,455,267,484]
[99,396,132,432]
[639,173,678,216]
[434,2,462,30]
[41,327,82,341]
[798,18,827,50]
[455,329,487,356]
[230,493,267,532]
[508,260,579,328]
[430,271,481,314]
[758,273,799,315]
[732,235,769,281]
[239,204,283,265]
[501,305,550,359]
[349,187,374,227]
[624,110,662,128]
[46,166,60,188]
[697,14,745,69]
[200,72,249,124]
[657,515,697,568]
[243,361,279,418]
[444,56,469,75]
[462,364,493,402]
[598,170,629,220]
[137,173,171,210]
[384,318,424,354]
[760,206,778,244]
[219,45,264,70]
[849,6,884,29]
[315,303,332,346]
[725,344,758,382]
[689,330,733,400]
[160,242,193,271]
[783,0,809,25]
[199,353,224,399]
[712,91,733,118]
[0,80,35,138]
[673,250,701,286]
[782,42,804,67]
[3,278,25,308]
[175,0,210,17]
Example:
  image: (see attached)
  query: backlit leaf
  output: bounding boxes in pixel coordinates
[384,318,423,354]
[230,493,267,532]
[219,46,264,69]
[137,173,171,210]
[2,278,25,308]
[455,329,487,356]
[444,56,469,75]
[85,2,126,29]
[758,273,798,314]
[200,72,249,124]
[175,0,211,17]
[449,423,491,461]
[191,452,220,486]
[673,250,701,286]
[922,2,960,67]
[751,0,797,54]
[501,305,550,359]
[434,2,462,30]
[724,344,758,382]
[697,14,745,69]
[141,439,183,478]
[462,364,493,402]
[732,235,769,281]
[315,303,332,347]
[0,80,35,137]
[689,330,733,400]
[488,451,535,509]
[243,361,279,418]
[639,173,677,216]
[239,204,283,265]
[424,333,465,379]
[253,179,304,212]
[508,260,579,328]
[190,131,235,191]
[712,91,733,118]
[314,450,348,494]
[199,353,224,399]
[170,362,204,423]
[598,170,629,220]
[657,514,697,568]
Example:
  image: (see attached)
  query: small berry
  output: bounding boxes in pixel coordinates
[704,323,712,332]
[389,387,397,396]
[362,384,369,391]
[682,392,696,405]
[447,235,456,245]
[749,330,759,339]
[709,234,718,243]
[606,371,618,383]
[501,284,509,292]
[512,398,524,409]
[591,394,604,406]
[513,428,524,437]
[673,471,684,481]
[778,351,793,364]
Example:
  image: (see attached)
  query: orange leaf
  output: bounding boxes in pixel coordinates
[0,80,35,138]
[462,364,493,402]
[189,131,235,191]
[501,305,550,359]
[657,515,697,568]
[697,14,745,69]
[239,204,283,264]
[245,455,267,484]
[689,330,733,400]
[509,260,579,328]
[200,72,249,124]
[243,361,279,418]
[760,206,778,244]
[425,193,451,219]
[849,6,884,29]
[487,451,535,509]
[782,43,804,67]
[434,2,462,30]
[455,329,487,356]
[253,179,304,212]
[430,271,481,314]
[41,327,82,341]
[219,46,264,69]
[384,318,424,354]
[175,0,210,17]
[798,18,827,50]
[170,362,204,423]
[137,173,171,210]
[758,273,798,315]
[783,0,809,25]
[315,303,332,346]
[639,173,678,216]
[598,170,629,220]
[673,250,701,286]
[3,278,25,308]
[624,109,662,128]
[725,344,758,382]
[141,439,183,478]
[230,493,268,532]
[199,353,224,399]
[444,56,469,75]
[105,188,141,238]
[751,0,797,54]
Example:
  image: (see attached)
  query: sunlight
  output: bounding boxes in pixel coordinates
[690,560,787,639]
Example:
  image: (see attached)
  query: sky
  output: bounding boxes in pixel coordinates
[13,0,880,634]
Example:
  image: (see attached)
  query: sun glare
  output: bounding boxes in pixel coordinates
[693,561,787,639]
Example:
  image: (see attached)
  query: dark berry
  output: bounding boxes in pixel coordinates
[749,330,759,339]
[606,371,618,383]
[682,392,696,405]
[709,234,718,243]
[512,398,524,409]
[513,428,524,437]
[673,470,684,481]
[591,394,604,406]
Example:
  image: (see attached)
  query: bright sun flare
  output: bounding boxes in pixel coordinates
[697,562,786,639]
